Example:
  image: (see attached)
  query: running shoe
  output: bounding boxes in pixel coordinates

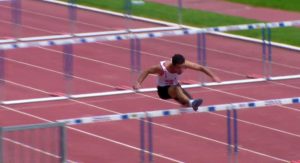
[192,98,203,111]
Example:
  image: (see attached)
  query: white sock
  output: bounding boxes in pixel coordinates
[189,99,195,106]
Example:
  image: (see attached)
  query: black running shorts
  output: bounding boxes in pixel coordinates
[157,86,171,99]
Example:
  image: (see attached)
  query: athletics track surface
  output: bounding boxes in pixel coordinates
[0,1,300,162]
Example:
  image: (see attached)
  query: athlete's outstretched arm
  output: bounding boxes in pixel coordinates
[185,60,221,82]
[133,65,162,90]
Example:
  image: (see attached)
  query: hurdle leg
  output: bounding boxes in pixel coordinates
[63,44,74,97]
[136,38,141,73]
[130,38,136,85]
[0,128,3,163]
[196,33,203,83]
[124,0,133,30]
[0,50,5,102]
[140,118,145,163]
[233,109,238,163]
[267,27,272,80]
[147,116,153,163]
[227,109,232,163]
[11,0,22,39]
[130,37,141,87]
[196,32,207,84]
[201,33,207,83]
[177,0,183,26]
[261,28,267,78]
[68,0,77,34]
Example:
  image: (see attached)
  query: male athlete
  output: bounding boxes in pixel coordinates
[133,54,221,111]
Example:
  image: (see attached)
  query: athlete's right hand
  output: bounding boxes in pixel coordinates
[133,82,141,90]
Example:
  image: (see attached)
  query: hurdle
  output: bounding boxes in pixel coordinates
[57,96,300,162]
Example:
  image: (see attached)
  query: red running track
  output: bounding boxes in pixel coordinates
[0,1,300,163]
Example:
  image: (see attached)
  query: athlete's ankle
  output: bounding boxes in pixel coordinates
[188,99,195,107]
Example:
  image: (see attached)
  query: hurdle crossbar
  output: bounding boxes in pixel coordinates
[57,96,300,125]
[2,74,300,105]
[0,26,180,43]
[0,20,299,50]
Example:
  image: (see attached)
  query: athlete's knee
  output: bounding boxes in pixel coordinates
[173,85,182,93]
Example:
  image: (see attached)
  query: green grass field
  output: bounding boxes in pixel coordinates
[227,0,300,12]
[73,0,257,27]
[66,0,300,47]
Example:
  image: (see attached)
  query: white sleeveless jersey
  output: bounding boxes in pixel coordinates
[157,61,179,86]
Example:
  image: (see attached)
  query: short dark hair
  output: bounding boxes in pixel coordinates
[172,54,185,66]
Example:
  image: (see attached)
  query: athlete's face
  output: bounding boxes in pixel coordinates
[172,63,185,74]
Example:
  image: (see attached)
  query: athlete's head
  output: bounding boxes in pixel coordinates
[171,54,185,74]
[172,54,185,66]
